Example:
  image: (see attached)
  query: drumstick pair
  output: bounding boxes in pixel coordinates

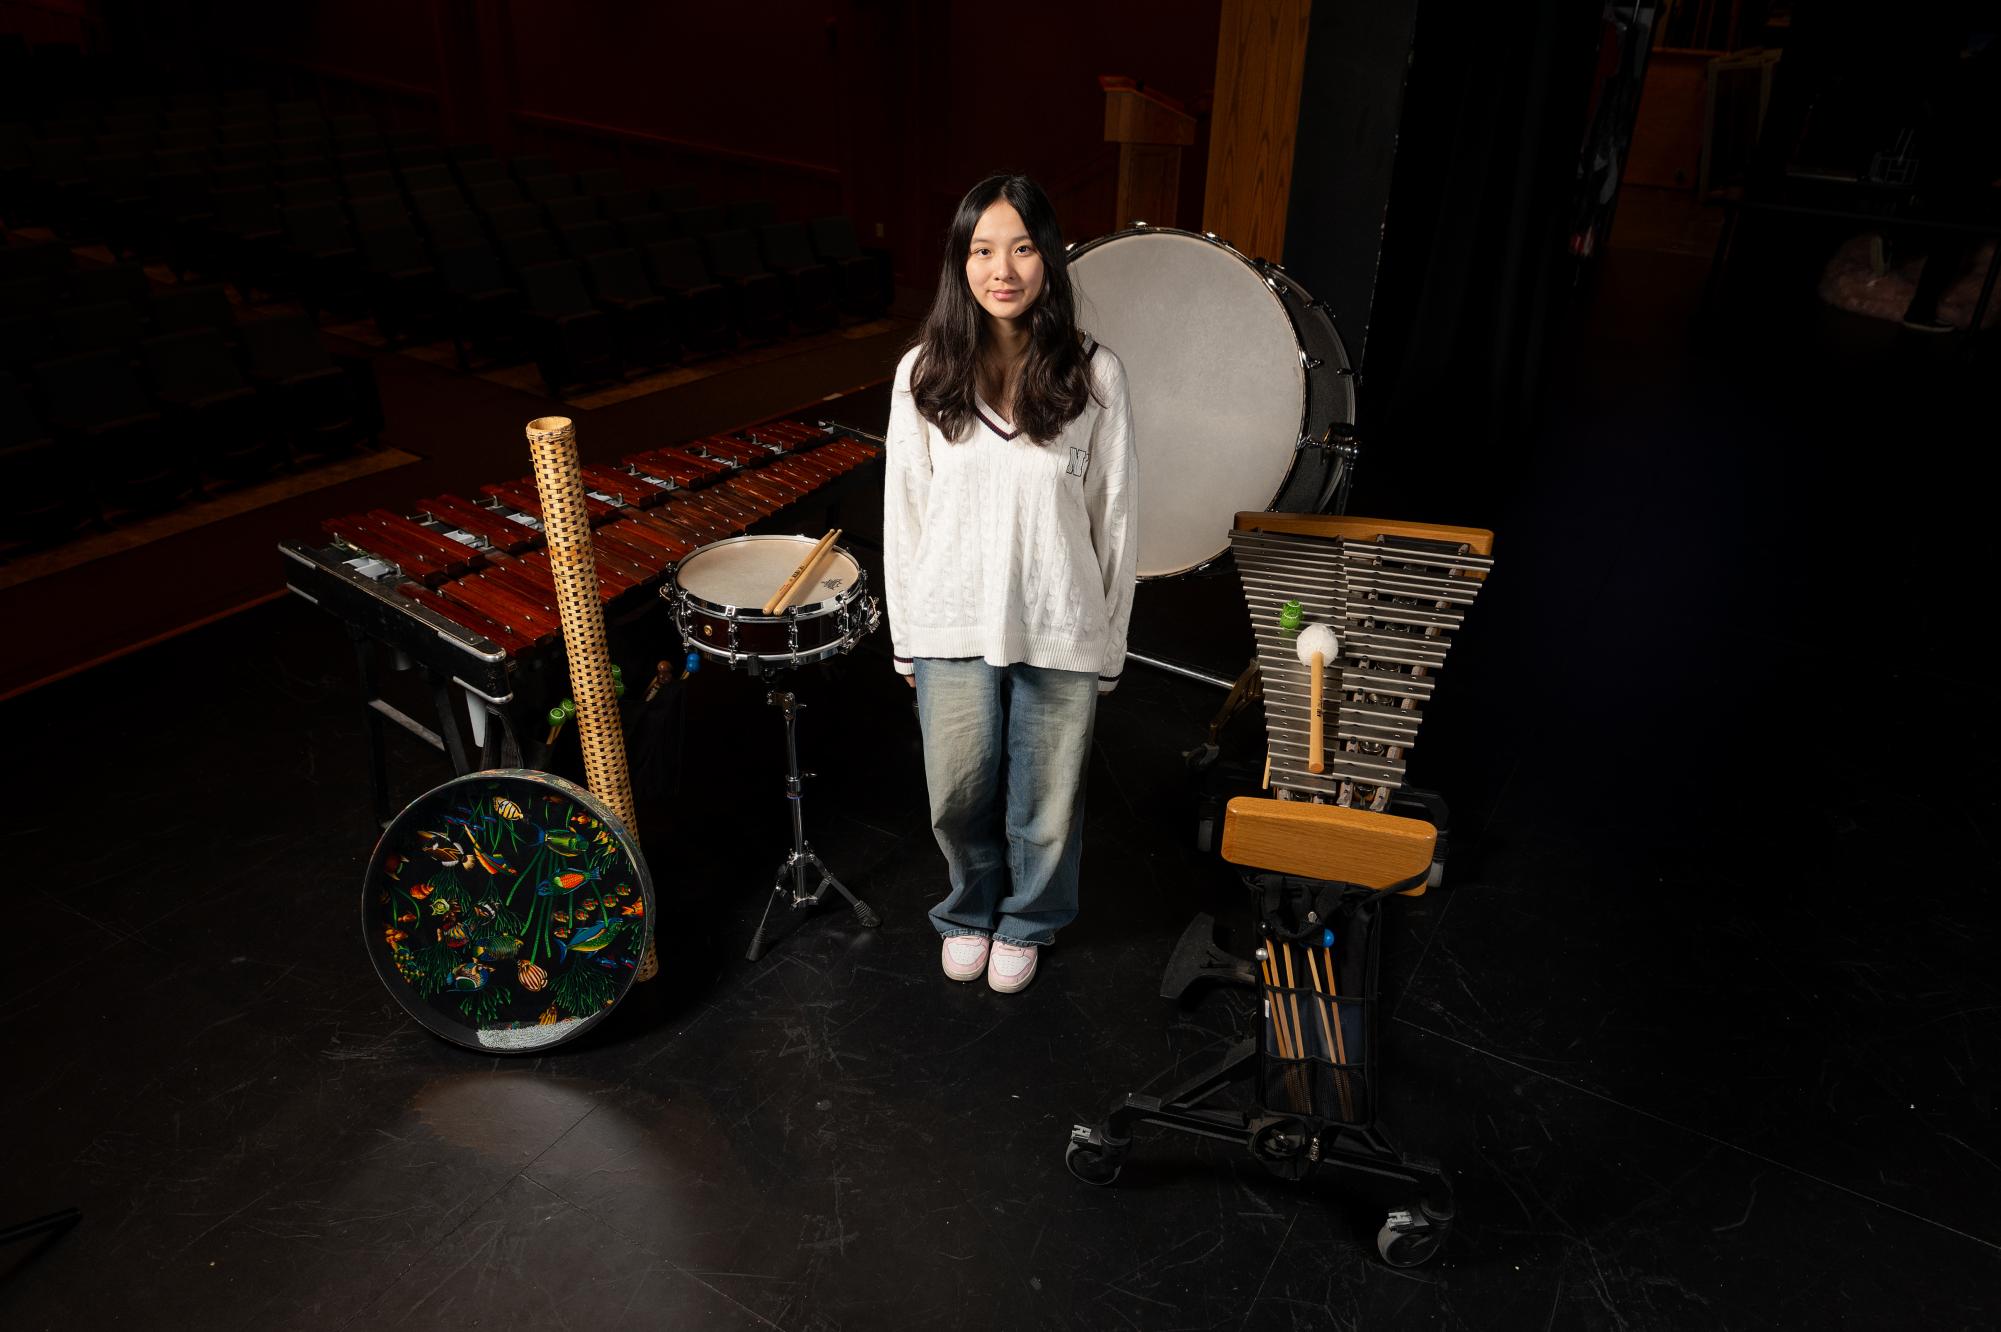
[762,528,841,614]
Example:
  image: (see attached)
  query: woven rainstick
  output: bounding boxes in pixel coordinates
[525,415,659,983]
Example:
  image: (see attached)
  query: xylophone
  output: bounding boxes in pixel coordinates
[281,417,881,819]
[1228,512,1493,811]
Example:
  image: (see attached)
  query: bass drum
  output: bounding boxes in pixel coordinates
[1067,226,1356,579]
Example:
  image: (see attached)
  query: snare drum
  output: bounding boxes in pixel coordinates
[1067,226,1357,579]
[664,534,879,668]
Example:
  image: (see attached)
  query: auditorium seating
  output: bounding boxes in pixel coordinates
[0,47,895,553]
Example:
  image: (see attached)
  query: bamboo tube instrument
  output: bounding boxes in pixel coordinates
[525,415,659,983]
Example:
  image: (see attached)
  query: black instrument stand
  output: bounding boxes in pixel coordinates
[1066,911,1454,1268]
[744,687,879,962]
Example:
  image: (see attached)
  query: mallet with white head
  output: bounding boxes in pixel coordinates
[1294,623,1341,774]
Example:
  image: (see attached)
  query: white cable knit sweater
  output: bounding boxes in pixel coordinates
[882,339,1138,691]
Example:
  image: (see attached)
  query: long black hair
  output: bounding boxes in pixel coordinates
[910,173,1095,445]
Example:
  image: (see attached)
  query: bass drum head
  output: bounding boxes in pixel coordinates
[675,534,861,612]
[1069,228,1353,577]
[362,770,654,1053]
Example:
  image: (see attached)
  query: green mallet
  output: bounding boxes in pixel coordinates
[544,698,577,747]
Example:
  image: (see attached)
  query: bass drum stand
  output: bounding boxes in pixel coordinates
[744,684,879,962]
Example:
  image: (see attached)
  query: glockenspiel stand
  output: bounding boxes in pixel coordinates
[1064,920,1455,1268]
[744,687,879,962]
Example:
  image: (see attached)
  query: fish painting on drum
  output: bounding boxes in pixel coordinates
[361,772,654,1052]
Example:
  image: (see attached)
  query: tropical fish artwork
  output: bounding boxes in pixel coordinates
[557,919,619,961]
[447,962,492,992]
[460,826,517,877]
[474,932,523,960]
[532,826,587,857]
[537,867,600,896]
[372,778,647,1043]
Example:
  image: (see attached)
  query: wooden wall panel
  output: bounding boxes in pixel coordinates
[1202,0,1313,262]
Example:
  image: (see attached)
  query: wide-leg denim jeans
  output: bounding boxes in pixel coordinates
[913,658,1098,947]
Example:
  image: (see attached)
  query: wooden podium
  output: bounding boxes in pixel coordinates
[1101,75,1197,230]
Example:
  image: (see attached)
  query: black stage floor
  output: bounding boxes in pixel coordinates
[3,251,1995,1329]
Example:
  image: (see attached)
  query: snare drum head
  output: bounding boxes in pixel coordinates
[362,770,654,1053]
[675,534,860,610]
[1070,229,1335,577]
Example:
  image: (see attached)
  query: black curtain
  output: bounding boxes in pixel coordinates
[1358,0,1606,529]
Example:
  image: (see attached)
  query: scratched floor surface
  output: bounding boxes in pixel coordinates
[3,245,1996,1329]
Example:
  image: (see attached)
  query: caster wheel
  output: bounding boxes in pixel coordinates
[1426,860,1445,890]
[1376,1211,1447,1268]
[1195,816,1215,854]
[1065,1139,1123,1187]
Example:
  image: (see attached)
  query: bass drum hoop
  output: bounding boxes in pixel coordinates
[1065,225,1357,578]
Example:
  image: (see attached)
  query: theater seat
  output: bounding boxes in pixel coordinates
[518,260,618,392]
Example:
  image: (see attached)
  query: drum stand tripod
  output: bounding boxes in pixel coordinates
[745,686,880,962]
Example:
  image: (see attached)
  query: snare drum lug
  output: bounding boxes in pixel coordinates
[1132,219,1148,228]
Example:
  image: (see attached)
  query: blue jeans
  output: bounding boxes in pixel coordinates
[913,658,1098,947]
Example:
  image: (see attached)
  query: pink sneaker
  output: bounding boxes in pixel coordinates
[941,934,990,983]
[987,940,1039,993]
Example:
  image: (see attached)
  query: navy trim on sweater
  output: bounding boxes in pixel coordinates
[974,406,1020,442]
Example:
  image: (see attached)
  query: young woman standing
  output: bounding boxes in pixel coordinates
[882,173,1138,993]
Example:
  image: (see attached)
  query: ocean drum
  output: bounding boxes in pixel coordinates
[362,770,654,1053]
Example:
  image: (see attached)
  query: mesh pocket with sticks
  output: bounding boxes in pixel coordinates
[1252,870,1414,1128]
